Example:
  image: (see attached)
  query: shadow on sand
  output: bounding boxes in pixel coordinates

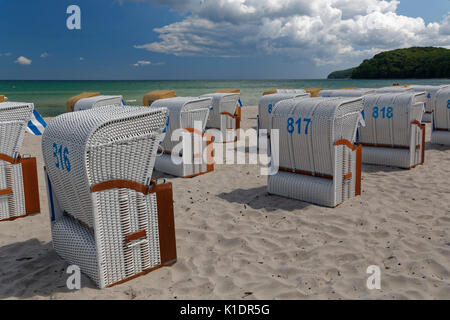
[217,186,311,212]
[0,238,95,299]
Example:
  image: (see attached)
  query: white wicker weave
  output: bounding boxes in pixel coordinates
[409,85,450,123]
[359,92,426,168]
[267,97,364,207]
[375,86,413,94]
[201,93,240,143]
[318,89,376,98]
[258,93,310,134]
[0,102,39,221]
[73,95,123,112]
[431,86,450,145]
[43,105,176,288]
[149,97,213,178]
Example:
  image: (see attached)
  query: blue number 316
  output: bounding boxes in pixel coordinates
[53,143,71,172]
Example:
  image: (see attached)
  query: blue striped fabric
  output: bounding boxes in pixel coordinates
[27,109,47,135]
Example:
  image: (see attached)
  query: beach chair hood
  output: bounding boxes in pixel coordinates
[258,92,310,131]
[201,92,240,129]
[73,95,124,112]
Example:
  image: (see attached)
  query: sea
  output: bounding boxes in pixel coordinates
[1,79,449,117]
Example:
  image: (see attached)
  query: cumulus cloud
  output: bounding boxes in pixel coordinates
[40,52,49,58]
[133,60,152,67]
[14,56,32,65]
[133,0,450,65]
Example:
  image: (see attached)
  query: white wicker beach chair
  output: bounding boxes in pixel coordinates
[201,92,240,143]
[67,92,124,112]
[358,92,426,168]
[430,86,450,145]
[150,97,214,178]
[263,88,307,96]
[267,97,364,207]
[0,102,40,221]
[43,105,177,288]
[409,85,449,123]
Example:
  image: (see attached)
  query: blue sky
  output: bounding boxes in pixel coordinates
[0,0,449,80]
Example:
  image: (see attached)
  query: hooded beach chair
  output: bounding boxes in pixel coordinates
[66,92,124,112]
[267,97,364,207]
[43,105,176,289]
[0,102,40,221]
[430,86,450,146]
[150,97,214,178]
[143,90,176,106]
[201,92,241,143]
[213,89,243,142]
[305,88,323,97]
[408,85,450,123]
[0,95,7,102]
[358,92,426,168]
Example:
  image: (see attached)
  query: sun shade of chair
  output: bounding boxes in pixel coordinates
[305,88,323,97]
[263,88,307,96]
[358,92,426,169]
[143,90,176,106]
[0,95,7,102]
[0,102,40,221]
[42,106,176,288]
[431,86,450,146]
[201,92,241,143]
[375,86,414,94]
[318,89,376,98]
[150,97,214,178]
[408,85,449,123]
[69,94,124,112]
[267,97,364,207]
[258,93,310,134]
[66,92,100,112]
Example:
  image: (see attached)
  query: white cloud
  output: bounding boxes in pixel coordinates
[79,57,85,60]
[133,0,450,65]
[40,52,49,58]
[14,56,32,65]
[133,60,152,67]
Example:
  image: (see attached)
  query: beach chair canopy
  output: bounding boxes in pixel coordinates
[150,97,212,152]
[0,95,7,102]
[215,88,240,94]
[318,88,376,98]
[43,106,168,229]
[305,88,323,97]
[0,102,34,159]
[258,92,310,131]
[433,87,450,131]
[66,92,100,112]
[201,92,240,129]
[270,97,364,176]
[408,85,449,115]
[358,92,425,147]
[263,88,306,96]
[375,86,414,94]
[71,95,123,112]
[143,90,176,106]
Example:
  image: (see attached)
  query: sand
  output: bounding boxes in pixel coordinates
[0,106,449,300]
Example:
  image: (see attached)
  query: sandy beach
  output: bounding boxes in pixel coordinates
[0,106,449,300]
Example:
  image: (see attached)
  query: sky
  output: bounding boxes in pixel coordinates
[0,0,449,80]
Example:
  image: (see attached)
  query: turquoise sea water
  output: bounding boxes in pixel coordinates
[1,79,449,117]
